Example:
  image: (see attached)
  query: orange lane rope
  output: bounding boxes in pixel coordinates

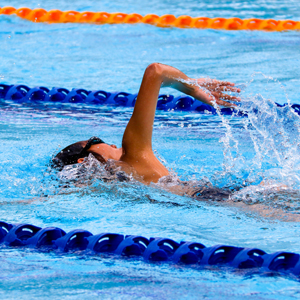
[1,6,300,31]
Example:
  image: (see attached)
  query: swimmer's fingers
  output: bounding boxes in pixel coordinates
[218,80,236,87]
[218,100,237,107]
[219,93,241,102]
[215,86,241,93]
[211,91,241,102]
[211,97,237,108]
[200,81,240,94]
[200,79,235,87]
[209,80,236,88]
[210,83,240,93]
[210,92,239,107]
[217,99,238,108]
[195,79,240,107]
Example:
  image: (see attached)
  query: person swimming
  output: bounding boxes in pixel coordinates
[52,63,240,198]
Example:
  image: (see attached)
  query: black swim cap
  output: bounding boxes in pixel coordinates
[51,136,105,170]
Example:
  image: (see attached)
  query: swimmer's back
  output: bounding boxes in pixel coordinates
[158,176,231,202]
[190,185,231,202]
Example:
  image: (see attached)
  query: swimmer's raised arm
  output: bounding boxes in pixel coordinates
[122,63,240,155]
[53,63,238,183]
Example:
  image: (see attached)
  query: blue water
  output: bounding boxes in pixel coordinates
[1,0,300,299]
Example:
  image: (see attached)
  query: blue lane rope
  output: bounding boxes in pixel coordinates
[1,221,300,276]
[0,83,236,114]
[0,83,237,115]
[1,84,300,115]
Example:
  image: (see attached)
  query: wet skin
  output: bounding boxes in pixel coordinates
[77,63,240,184]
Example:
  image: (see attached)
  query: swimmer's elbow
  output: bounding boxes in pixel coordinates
[145,63,164,79]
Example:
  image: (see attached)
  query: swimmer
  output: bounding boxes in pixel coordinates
[53,63,240,198]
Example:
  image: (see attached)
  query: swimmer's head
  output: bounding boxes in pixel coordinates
[52,136,122,170]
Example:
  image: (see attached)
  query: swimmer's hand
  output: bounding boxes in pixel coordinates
[191,78,241,107]
[161,65,241,108]
[194,78,241,107]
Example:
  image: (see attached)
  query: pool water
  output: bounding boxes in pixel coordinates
[1,0,300,299]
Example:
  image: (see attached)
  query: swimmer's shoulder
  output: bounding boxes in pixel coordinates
[106,159,144,182]
[119,152,169,184]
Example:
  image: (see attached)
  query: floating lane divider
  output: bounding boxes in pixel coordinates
[0,83,238,115]
[1,7,300,31]
[1,220,300,277]
[1,83,300,116]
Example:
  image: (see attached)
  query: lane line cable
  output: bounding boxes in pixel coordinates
[1,7,300,31]
[1,83,299,116]
[0,220,300,277]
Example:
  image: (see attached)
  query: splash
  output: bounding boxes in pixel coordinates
[207,73,300,208]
